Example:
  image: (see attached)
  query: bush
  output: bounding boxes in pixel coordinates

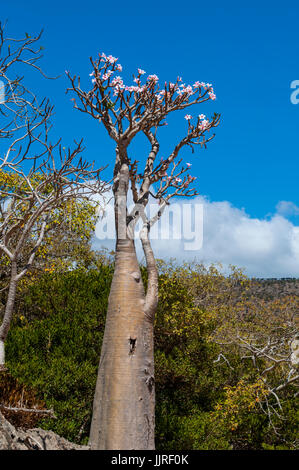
[4,263,299,449]
[6,266,112,444]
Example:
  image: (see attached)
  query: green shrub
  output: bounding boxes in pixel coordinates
[4,263,298,449]
[6,266,112,444]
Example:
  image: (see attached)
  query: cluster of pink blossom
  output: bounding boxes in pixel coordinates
[147,74,159,82]
[203,82,216,100]
[199,114,210,130]
[102,70,114,81]
[200,120,209,130]
[125,85,146,93]
[111,76,124,87]
[110,75,125,95]
[90,52,216,107]
[71,53,218,197]
[176,80,217,100]
[184,113,210,130]
[100,52,118,64]
[176,83,193,96]
[156,89,172,101]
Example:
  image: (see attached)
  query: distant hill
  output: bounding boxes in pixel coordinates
[249,278,299,300]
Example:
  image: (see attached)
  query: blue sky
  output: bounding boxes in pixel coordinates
[2,1,299,276]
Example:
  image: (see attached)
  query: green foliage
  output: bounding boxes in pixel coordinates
[6,266,113,444]
[4,261,299,449]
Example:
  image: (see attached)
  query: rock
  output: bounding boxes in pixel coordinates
[0,412,89,450]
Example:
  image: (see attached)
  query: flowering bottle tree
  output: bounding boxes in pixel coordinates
[67,54,220,450]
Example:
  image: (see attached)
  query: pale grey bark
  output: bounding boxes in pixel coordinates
[89,159,155,449]
[0,340,5,367]
[0,261,17,367]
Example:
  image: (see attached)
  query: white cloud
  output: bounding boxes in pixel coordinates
[93,193,299,278]
[276,200,299,217]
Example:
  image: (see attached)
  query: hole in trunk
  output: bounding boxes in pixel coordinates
[129,337,137,355]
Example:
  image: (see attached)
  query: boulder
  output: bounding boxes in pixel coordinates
[0,411,89,450]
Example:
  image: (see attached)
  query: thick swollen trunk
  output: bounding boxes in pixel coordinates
[0,262,17,368]
[89,238,155,450]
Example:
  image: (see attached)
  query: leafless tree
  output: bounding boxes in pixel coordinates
[0,25,108,369]
[0,21,55,149]
[213,294,299,432]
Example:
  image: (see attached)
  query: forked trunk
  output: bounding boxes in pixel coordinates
[89,238,155,450]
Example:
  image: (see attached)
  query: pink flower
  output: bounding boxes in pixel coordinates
[184,114,192,120]
[116,64,123,71]
[138,68,146,75]
[186,163,192,168]
[182,85,193,95]
[147,74,159,82]
[102,70,113,81]
[89,71,95,77]
[111,76,124,87]
[199,114,206,120]
[111,75,125,95]
[209,92,216,100]
[107,55,118,64]
[113,88,121,96]
[125,85,144,93]
[200,119,210,130]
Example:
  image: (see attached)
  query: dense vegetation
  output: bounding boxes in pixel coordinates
[0,258,298,450]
